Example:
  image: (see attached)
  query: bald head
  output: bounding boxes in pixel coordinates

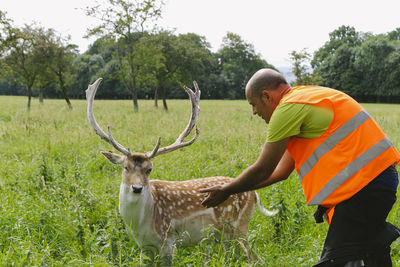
[246,68,288,97]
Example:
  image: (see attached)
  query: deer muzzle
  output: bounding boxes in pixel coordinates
[131,185,143,194]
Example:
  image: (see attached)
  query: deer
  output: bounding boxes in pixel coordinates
[85,78,277,261]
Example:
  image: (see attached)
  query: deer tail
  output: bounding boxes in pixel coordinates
[255,192,278,216]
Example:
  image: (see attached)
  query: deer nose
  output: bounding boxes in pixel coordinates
[131,185,143,194]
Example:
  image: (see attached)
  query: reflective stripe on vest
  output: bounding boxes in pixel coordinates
[299,110,371,181]
[308,137,394,205]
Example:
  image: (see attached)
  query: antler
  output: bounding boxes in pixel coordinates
[86,78,131,156]
[85,78,201,158]
[146,82,201,158]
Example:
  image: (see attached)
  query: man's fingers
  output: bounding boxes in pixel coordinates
[201,195,215,208]
[201,198,209,207]
[198,185,220,193]
[198,187,213,193]
[199,185,229,208]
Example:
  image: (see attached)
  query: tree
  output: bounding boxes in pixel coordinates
[311,25,363,70]
[34,47,56,104]
[311,25,400,102]
[29,28,78,109]
[0,11,11,56]
[318,44,359,94]
[49,40,78,109]
[86,0,164,112]
[0,11,13,79]
[289,48,320,86]
[174,33,213,87]
[1,15,78,108]
[387,28,400,41]
[70,53,106,99]
[1,23,43,110]
[311,26,363,95]
[354,35,400,102]
[137,31,212,110]
[217,32,274,99]
[69,37,128,100]
[132,32,165,107]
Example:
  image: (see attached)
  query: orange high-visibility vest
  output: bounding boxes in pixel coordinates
[281,86,400,224]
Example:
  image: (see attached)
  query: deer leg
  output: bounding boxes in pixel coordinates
[139,245,157,265]
[160,236,175,265]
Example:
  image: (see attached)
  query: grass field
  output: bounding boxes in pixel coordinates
[0,95,399,266]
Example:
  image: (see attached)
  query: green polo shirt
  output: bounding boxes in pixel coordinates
[267,103,334,142]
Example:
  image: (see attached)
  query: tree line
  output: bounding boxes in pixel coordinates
[0,1,273,111]
[290,25,400,103]
[1,2,400,111]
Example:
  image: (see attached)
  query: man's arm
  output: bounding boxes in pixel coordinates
[200,137,291,207]
[252,149,295,189]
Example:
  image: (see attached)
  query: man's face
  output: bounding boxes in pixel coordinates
[245,88,275,123]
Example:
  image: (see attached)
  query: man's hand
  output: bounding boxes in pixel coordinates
[199,185,230,208]
[200,139,291,208]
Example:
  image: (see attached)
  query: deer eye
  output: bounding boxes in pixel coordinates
[146,168,152,175]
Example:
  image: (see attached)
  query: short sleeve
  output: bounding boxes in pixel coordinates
[267,103,309,142]
[267,103,333,142]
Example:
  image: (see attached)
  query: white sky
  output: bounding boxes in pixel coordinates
[1,0,400,67]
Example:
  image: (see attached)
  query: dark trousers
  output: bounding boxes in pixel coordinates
[314,186,398,267]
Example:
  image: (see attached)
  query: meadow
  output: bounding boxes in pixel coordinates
[0,95,399,266]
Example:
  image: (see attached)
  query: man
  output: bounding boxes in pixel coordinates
[200,68,400,266]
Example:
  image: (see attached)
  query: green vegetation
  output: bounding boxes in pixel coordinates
[0,96,399,266]
[0,6,273,111]
[311,26,400,103]
[2,9,400,107]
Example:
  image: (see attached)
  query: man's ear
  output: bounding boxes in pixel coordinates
[101,151,125,165]
[261,90,270,102]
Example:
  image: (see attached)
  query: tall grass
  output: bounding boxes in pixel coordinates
[0,96,399,266]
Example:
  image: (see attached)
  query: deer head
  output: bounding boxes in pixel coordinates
[85,78,201,195]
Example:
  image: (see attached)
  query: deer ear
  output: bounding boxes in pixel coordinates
[101,151,125,165]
